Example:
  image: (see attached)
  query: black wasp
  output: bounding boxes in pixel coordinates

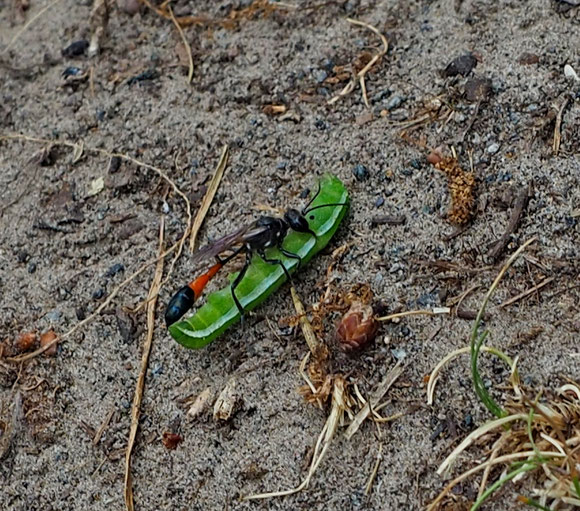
[165,183,346,327]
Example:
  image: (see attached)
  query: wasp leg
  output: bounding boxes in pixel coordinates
[258,249,293,284]
[216,244,244,265]
[279,246,302,271]
[230,250,252,326]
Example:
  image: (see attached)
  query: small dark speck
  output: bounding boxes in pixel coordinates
[127,69,159,86]
[62,66,83,78]
[106,263,125,278]
[17,251,29,263]
[61,39,89,58]
[92,288,105,300]
[400,168,413,177]
[314,119,328,130]
[410,158,423,170]
[299,188,310,199]
[108,156,121,174]
[352,164,370,181]
[463,413,474,428]
[76,307,86,320]
[27,262,37,274]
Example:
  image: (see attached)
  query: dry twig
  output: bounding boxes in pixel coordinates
[498,276,555,308]
[553,97,570,155]
[124,219,165,511]
[488,184,532,261]
[189,144,228,251]
[168,5,194,83]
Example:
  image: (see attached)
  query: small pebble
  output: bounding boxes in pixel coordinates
[525,103,539,113]
[314,119,328,130]
[442,53,477,77]
[518,52,539,65]
[410,158,422,170]
[276,161,287,170]
[92,288,105,300]
[486,143,500,154]
[352,164,369,181]
[386,95,405,111]
[299,187,310,199]
[321,58,334,72]
[46,310,62,322]
[389,262,404,273]
[390,348,407,360]
[374,197,384,207]
[27,262,37,274]
[40,330,58,357]
[106,263,125,278]
[117,0,140,15]
[313,69,328,83]
[464,77,492,102]
[61,40,89,58]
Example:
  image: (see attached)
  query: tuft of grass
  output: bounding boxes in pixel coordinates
[428,238,580,511]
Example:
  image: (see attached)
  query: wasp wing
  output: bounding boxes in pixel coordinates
[190,222,267,264]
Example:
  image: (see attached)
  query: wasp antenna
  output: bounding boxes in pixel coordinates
[301,181,322,214]
[303,202,348,215]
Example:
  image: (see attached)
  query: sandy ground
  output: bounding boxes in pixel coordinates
[1,1,579,510]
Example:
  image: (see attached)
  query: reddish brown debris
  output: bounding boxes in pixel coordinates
[336,302,379,351]
[15,331,37,352]
[162,432,183,450]
[40,330,58,356]
[429,152,476,225]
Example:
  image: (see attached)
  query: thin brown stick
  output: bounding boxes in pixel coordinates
[189,144,229,251]
[93,407,115,446]
[124,218,165,511]
[498,276,555,308]
[488,184,532,261]
[370,214,406,226]
[553,97,570,155]
[376,308,450,322]
[290,286,320,355]
[168,5,194,84]
[364,421,383,496]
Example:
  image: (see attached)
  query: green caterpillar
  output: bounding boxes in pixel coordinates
[169,174,349,348]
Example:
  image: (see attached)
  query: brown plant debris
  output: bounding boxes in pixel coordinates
[488,184,531,261]
[431,153,475,225]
